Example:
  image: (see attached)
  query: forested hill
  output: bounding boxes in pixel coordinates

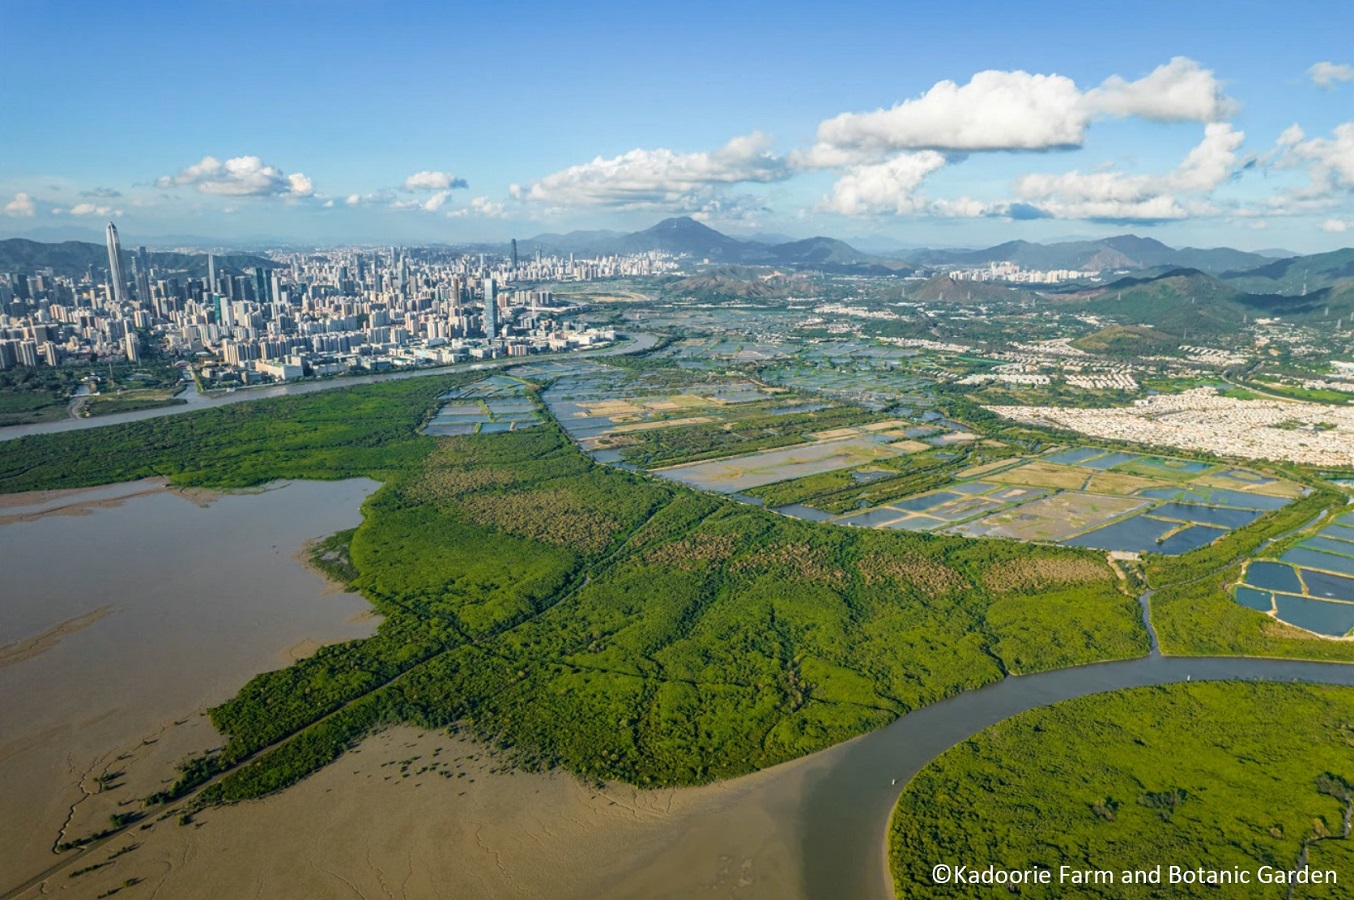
[1071,268,1354,338]
[0,238,277,278]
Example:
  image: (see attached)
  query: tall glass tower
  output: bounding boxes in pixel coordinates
[105,221,127,305]
[483,277,497,339]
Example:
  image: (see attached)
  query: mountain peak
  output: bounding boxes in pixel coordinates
[645,216,719,233]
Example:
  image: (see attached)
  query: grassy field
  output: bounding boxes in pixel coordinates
[988,461,1091,490]
[0,389,70,425]
[0,367,1153,822]
[83,394,188,417]
[890,682,1354,898]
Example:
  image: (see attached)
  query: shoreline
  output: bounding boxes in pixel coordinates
[11,724,826,900]
[0,479,382,894]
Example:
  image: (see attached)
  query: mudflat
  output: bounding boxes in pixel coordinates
[0,479,381,893]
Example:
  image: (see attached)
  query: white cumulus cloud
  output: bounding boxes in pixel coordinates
[822,152,948,216]
[1085,57,1235,123]
[68,202,114,216]
[802,57,1234,166]
[4,192,36,217]
[1321,218,1349,233]
[1168,122,1247,191]
[403,170,468,191]
[1011,124,1244,221]
[448,196,508,218]
[420,191,451,212]
[1310,61,1354,88]
[157,155,314,197]
[1278,122,1354,193]
[517,132,789,211]
[812,70,1088,157]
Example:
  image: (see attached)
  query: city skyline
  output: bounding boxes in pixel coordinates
[2,0,1352,251]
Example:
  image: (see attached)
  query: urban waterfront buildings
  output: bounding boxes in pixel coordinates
[0,222,672,382]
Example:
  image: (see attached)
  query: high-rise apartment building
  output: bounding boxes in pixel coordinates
[483,277,497,339]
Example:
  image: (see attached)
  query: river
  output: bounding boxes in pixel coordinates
[798,647,1354,900]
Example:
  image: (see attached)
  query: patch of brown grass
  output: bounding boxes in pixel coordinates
[981,557,1110,592]
[641,533,738,571]
[459,488,621,554]
[857,550,967,595]
[732,542,846,583]
[405,466,520,503]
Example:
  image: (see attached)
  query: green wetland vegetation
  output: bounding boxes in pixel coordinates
[889,682,1354,898]
[0,367,1148,813]
[0,360,182,425]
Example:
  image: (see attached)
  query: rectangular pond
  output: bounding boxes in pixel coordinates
[1213,468,1276,486]
[1155,524,1227,555]
[1233,586,1275,612]
[1273,595,1354,636]
[1305,537,1354,559]
[1138,487,1289,510]
[1149,502,1261,529]
[1322,524,1354,543]
[836,508,907,528]
[1244,561,1305,594]
[950,482,997,495]
[774,504,837,523]
[1043,448,1108,466]
[423,423,477,436]
[1080,451,1142,470]
[1302,569,1354,602]
[1281,547,1354,576]
[1061,513,1178,553]
[1133,457,1215,475]
[655,437,905,493]
[889,491,964,512]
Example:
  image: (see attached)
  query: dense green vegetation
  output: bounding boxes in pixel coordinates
[1070,324,1180,357]
[0,375,456,491]
[0,368,1149,808]
[83,395,188,416]
[890,683,1354,898]
[0,361,182,425]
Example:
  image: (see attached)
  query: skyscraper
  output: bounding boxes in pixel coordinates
[207,253,216,293]
[483,277,497,339]
[511,239,519,271]
[105,222,127,305]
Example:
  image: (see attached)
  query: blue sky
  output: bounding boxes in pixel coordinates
[2,0,1352,251]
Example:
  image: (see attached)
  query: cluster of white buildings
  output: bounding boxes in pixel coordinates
[948,261,1098,284]
[994,387,1354,467]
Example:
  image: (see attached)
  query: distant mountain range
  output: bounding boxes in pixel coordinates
[522,217,909,274]
[0,238,277,278]
[3,220,1351,339]
[520,216,1319,278]
[901,234,1273,275]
